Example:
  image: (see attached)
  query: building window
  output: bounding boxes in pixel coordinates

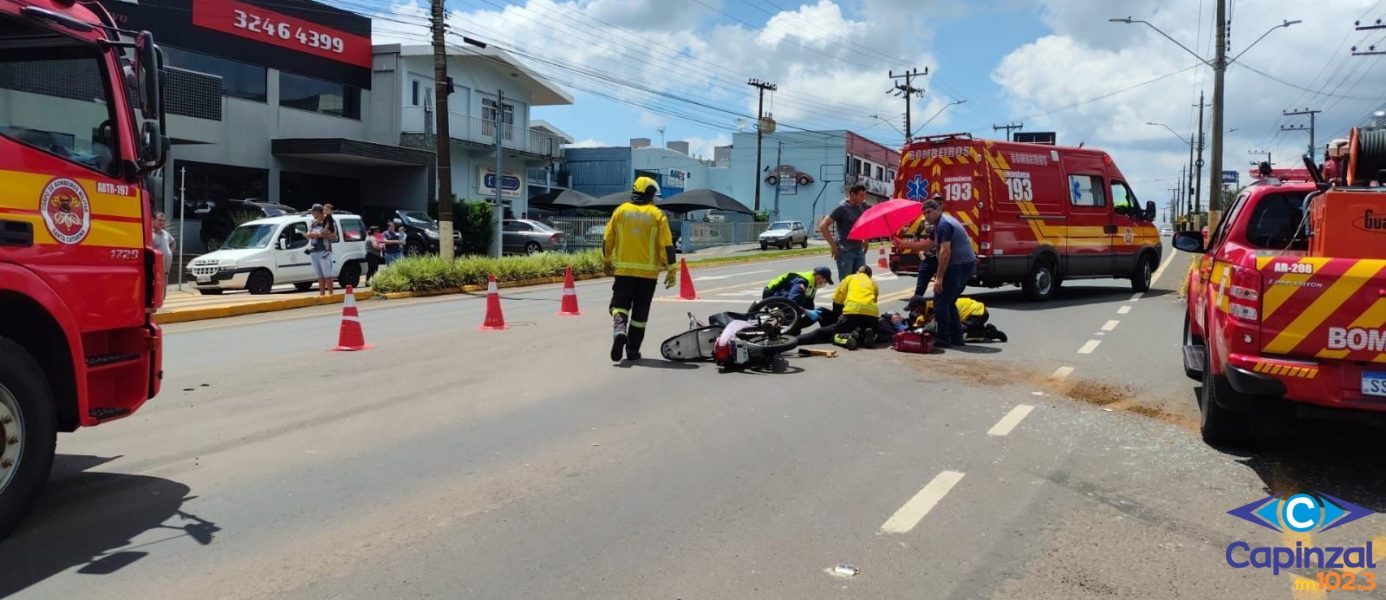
[410,79,420,106]
[874,165,884,180]
[279,71,361,119]
[482,98,514,140]
[163,46,266,102]
[850,157,862,177]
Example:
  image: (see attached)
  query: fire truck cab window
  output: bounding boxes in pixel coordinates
[1244,192,1309,250]
[0,18,119,176]
[1069,175,1106,207]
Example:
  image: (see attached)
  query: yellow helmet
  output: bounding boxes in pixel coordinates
[632,176,660,203]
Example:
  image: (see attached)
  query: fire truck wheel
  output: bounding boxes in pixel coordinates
[1131,253,1154,293]
[1199,350,1251,447]
[1022,257,1058,301]
[246,269,274,295]
[0,336,57,539]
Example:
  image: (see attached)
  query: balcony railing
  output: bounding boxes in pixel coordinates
[449,113,564,158]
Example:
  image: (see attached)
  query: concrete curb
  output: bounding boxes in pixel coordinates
[154,290,375,325]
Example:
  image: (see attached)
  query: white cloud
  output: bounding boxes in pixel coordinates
[682,134,733,160]
[638,111,669,129]
[992,0,1386,202]
[563,138,611,148]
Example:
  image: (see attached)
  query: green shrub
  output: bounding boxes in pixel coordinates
[372,250,606,293]
[428,198,495,255]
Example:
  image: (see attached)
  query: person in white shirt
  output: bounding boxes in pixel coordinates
[151,211,175,273]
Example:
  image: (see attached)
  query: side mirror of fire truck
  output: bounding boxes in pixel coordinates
[139,121,166,169]
[1144,201,1157,222]
[1172,231,1204,254]
[134,32,161,120]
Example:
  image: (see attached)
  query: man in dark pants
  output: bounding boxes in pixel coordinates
[820,184,869,281]
[604,176,676,362]
[921,199,976,348]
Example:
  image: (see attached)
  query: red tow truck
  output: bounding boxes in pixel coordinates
[0,0,167,536]
[1178,132,1386,446]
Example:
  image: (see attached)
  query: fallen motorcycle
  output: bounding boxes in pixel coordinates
[660,302,799,371]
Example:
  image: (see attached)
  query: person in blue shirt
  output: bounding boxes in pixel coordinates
[921,199,976,348]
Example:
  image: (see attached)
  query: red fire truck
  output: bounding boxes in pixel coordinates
[0,0,167,536]
[890,134,1162,300]
[1178,132,1386,447]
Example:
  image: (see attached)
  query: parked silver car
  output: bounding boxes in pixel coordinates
[503,219,565,254]
[759,220,809,250]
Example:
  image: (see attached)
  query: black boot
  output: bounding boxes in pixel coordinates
[626,327,646,361]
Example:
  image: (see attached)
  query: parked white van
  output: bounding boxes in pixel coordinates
[187,213,368,295]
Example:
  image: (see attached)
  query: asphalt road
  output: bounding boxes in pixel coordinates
[5,245,1386,599]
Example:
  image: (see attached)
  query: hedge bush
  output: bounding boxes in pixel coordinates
[371,250,607,293]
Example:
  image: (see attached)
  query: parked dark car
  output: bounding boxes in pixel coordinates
[198,199,296,252]
[363,208,460,255]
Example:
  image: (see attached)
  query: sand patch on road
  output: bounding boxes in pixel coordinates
[888,355,1199,432]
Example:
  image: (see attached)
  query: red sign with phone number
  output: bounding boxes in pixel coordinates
[193,0,371,69]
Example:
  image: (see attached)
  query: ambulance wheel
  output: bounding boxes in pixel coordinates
[1199,351,1251,447]
[0,336,57,540]
[1131,253,1154,293]
[1022,258,1058,301]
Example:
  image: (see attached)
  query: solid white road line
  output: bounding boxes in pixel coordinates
[987,405,1035,437]
[1149,248,1177,286]
[1049,366,1075,381]
[1101,320,1120,332]
[1078,340,1101,354]
[1117,305,1132,315]
[880,471,966,534]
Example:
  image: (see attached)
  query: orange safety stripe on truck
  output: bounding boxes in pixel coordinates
[1262,260,1386,356]
[0,168,144,248]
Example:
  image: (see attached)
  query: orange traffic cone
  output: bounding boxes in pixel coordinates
[678,258,698,300]
[559,266,581,316]
[877,246,888,269]
[330,286,372,351]
[480,274,507,330]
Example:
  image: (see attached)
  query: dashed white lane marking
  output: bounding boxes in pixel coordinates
[987,405,1035,437]
[873,272,900,281]
[1049,366,1075,381]
[1117,305,1132,315]
[1129,292,1144,302]
[1101,320,1120,332]
[880,470,966,534]
[717,290,765,297]
[1150,249,1177,285]
[1078,340,1101,354]
[695,269,771,282]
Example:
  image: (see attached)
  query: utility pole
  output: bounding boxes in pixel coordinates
[1281,108,1321,157]
[1208,0,1228,213]
[993,122,1023,141]
[1352,19,1385,55]
[492,89,504,259]
[1186,135,1195,215]
[430,0,454,260]
[1194,91,1208,215]
[889,67,927,142]
[1178,165,1187,220]
[748,78,777,214]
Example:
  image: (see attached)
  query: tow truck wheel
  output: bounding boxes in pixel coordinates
[1022,257,1058,301]
[1131,253,1154,293]
[1199,350,1252,447]
[0,336,57,539]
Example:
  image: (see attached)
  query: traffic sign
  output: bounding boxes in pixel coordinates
[1221,170,1239,185]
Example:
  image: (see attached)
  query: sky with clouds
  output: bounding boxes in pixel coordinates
[367,0,1386,205]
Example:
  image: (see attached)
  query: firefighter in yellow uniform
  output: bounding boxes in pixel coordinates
[603,176,676,361]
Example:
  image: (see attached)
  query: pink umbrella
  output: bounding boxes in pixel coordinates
[847,199,923,241]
